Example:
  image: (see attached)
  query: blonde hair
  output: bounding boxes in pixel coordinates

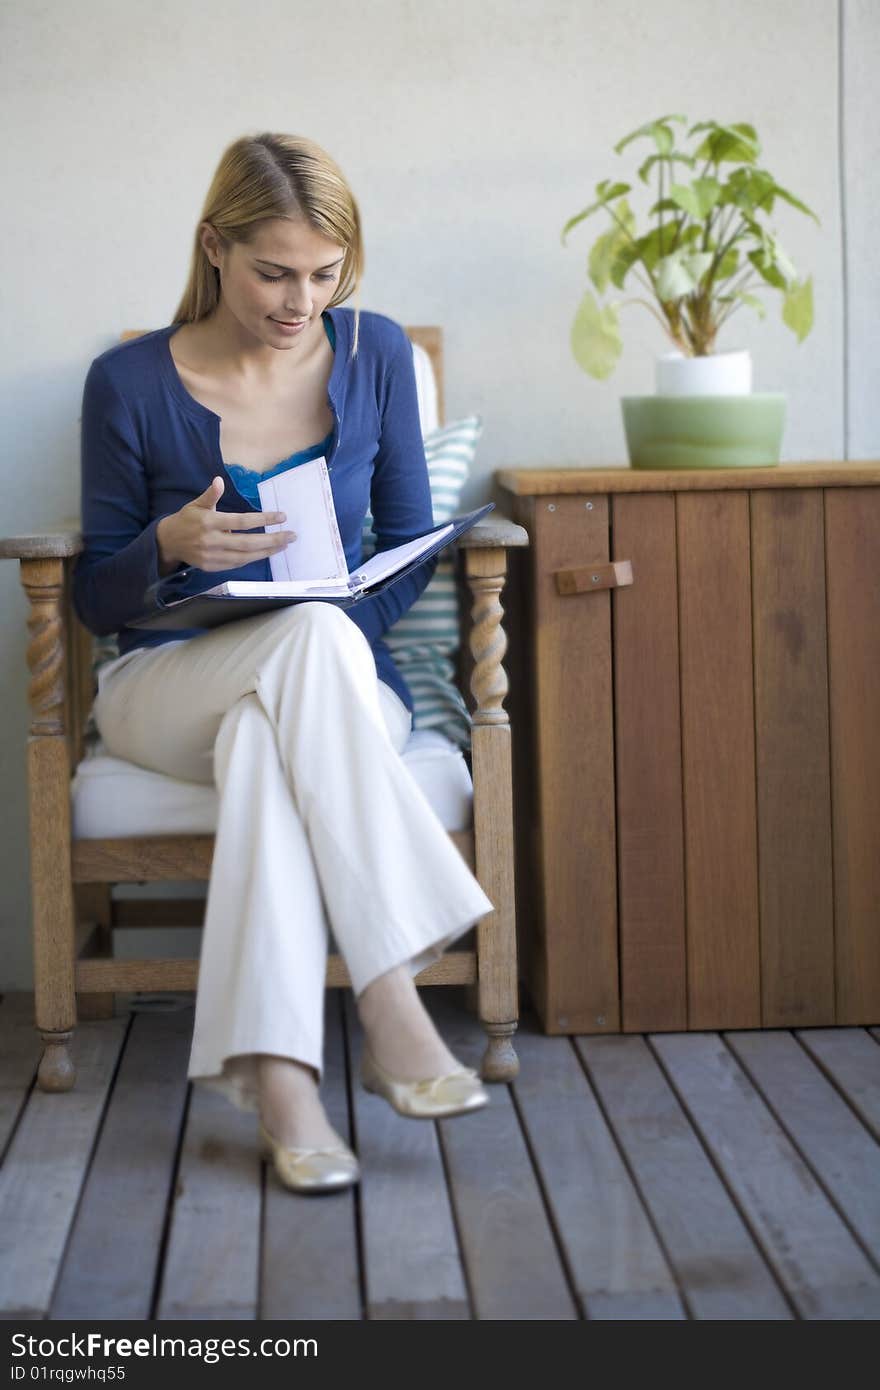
[171,132,364,356]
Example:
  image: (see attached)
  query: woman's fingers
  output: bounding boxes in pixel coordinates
[209,508,288,531]
[219,530,296,551]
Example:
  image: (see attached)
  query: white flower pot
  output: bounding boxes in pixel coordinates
[655,349,752,397]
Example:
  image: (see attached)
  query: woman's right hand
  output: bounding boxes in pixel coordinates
[156,476,297,575]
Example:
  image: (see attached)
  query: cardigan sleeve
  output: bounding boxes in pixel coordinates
[72,359,184,636]
[343,324,440,647]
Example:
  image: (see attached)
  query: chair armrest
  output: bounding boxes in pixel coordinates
[454,512,529,550]
[0,518,83,560]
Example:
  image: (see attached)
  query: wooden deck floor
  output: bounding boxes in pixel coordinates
[1,987,879,1321]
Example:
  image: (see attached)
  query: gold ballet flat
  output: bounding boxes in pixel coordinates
[360,1043,490,1120]
[258,1122,360,1194]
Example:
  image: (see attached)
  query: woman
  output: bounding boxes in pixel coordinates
[73,132,494,1195]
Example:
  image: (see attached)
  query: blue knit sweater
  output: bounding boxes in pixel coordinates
[72,306,439,716]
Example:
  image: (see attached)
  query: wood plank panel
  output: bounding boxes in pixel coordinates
[343,993,470,1319]
[530,494,618,1033]
[677,492,760,1028]
[260,992,361,1321]
[727,1031,880,1263]
[156,1081,261,1320]
[509,1025,684,1318]
[0,995,39,1150]
[653,1032,880,1317]
[0,1018,127,1319]
[611,493,687,1031]
[74,951,476,994]
[51,1006,192,1318]
[795,1028,880,1141]
[497,464,880,496]
[825,487,880,1021]
[429,991,580,1319]
[750,490,834,1025]
[73,829,474,882]
[577,1033,790,1318]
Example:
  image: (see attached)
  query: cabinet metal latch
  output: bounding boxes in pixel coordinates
[554,559,634,596]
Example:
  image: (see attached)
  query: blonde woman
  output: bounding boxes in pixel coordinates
[74,133,493,1195]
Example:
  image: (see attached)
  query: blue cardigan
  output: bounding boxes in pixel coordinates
[72,306,440,717]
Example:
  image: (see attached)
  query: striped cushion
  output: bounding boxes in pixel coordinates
[362,415,483,750]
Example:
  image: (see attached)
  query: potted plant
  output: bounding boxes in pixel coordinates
[561,115,819,468]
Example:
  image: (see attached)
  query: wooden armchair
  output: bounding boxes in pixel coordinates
[1,326,529,1095]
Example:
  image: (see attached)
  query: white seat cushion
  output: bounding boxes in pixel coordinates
[71,729,474,840]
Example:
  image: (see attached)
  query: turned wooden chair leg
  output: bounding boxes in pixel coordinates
[467,547,520,1083]
[23,557,78,1091]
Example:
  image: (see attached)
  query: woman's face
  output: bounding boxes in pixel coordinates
[201,216,347,350]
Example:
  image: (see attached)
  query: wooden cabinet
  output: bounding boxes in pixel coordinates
[497,465,880,1035]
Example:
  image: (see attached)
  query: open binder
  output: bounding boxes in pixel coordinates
[129,504,495,633]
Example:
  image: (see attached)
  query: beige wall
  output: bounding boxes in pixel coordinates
[1,0,876,986]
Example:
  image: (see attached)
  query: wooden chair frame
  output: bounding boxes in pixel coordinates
[1,325,529,1092]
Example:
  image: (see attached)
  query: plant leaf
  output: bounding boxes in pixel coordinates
[668,176,722,220]
[682,250,715,284]
[609,238,643,290]
[654,250,700,300]
[570,289,623,380]
[716,246,741,280]
[588,199,636,292]
[781,275,814,341]
[690,120,760,165]
[722,167,776,214]
[770,182,821,224]
[647,197,685,217]
[747,248,788,290]
[738,292,767,320]
[614,114,687,158]
[560,181,631,243]
[767,232,798,284]
[637,151,696,185]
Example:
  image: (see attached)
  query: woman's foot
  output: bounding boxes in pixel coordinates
[257,1055,347,1152]
[355,963,464,1081]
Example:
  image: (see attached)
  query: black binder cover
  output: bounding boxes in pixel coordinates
[129,504,495,633]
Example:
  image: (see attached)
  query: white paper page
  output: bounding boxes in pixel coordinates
[209,577,353,597]
[352,523,454,587]
[257,458,349,582]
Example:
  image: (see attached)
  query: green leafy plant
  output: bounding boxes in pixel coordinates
[561,115,819,379]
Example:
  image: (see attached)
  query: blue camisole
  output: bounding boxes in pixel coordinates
[225,314,337,506]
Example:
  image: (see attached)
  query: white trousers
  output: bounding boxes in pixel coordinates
[93,602,493,1113]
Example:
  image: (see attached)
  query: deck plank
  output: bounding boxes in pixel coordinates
[0,995,40,1152]
[156,1065,261,1320]
[652,1032,880,1317]
[430,992,581,1319]
[0,1016,128,1320]
[576,1033,790,1318]
[5,986,877,1321]
[726,1031,880,1266]
[795,1029,880,1140]
[260,993,361,1321]
[513,1028,686,1319]
[343,991,470,1320]
[50,1004,192,1319]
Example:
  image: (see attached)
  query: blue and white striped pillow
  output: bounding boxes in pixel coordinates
[362,415,483,750]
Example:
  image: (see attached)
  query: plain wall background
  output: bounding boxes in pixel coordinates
[1,0,877,988]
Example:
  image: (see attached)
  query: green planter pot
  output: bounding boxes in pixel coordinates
[621,394,787,470]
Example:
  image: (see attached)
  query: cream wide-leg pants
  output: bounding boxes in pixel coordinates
[92,601,493,1114]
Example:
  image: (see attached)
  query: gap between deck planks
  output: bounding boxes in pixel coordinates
[1,994,878,1320]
